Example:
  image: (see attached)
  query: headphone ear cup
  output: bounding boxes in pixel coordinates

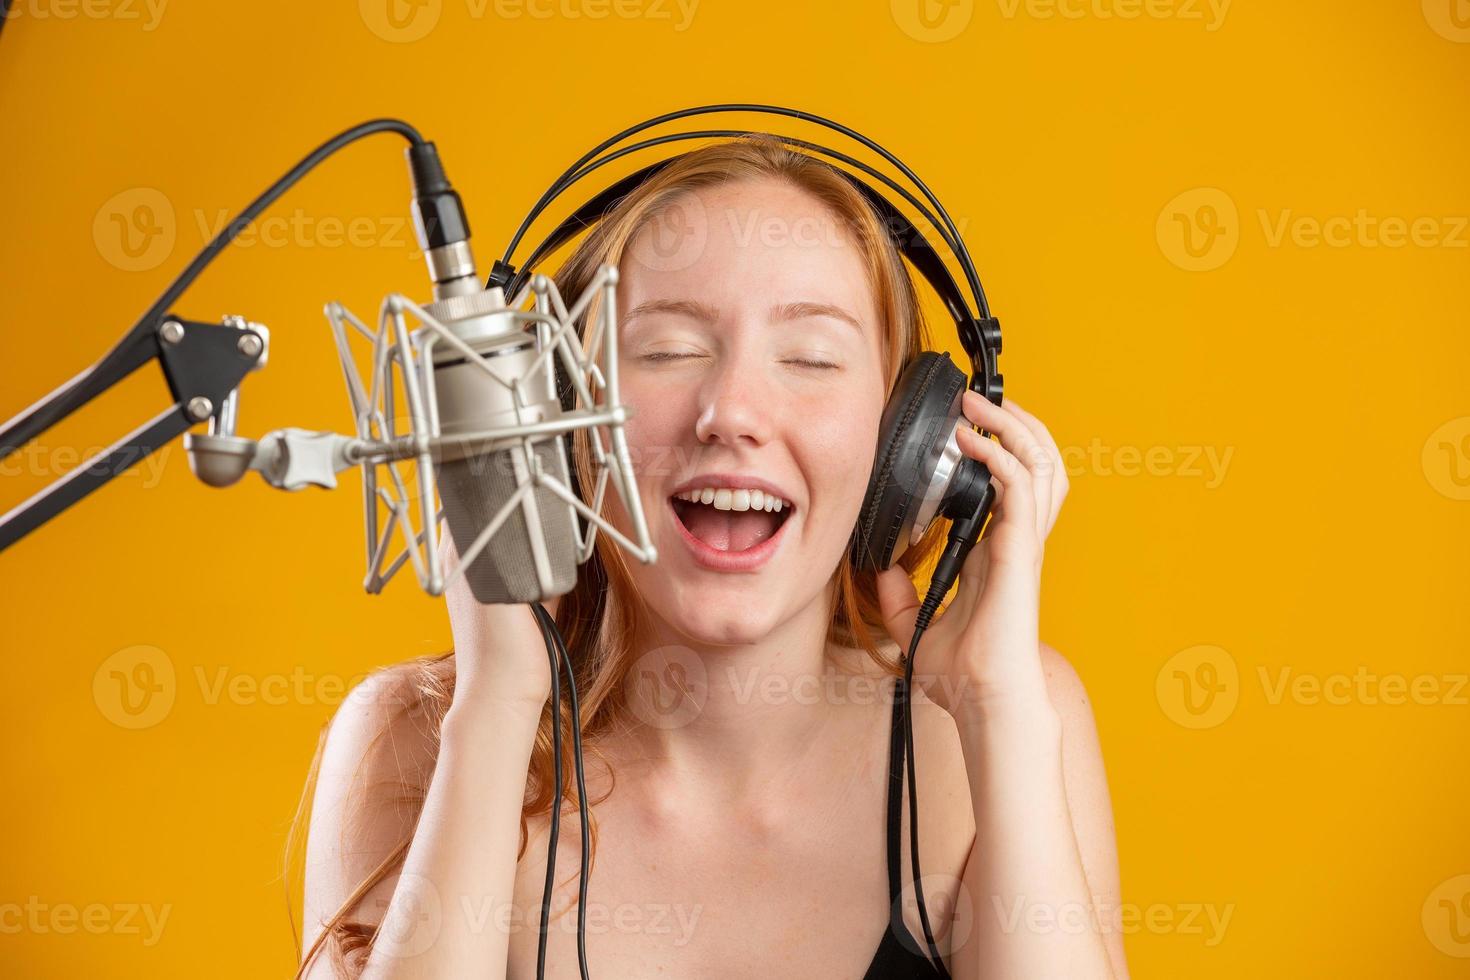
[850,351,967,573]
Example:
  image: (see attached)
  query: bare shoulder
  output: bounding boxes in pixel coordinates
[1038,640,1096,727]
[1036,641,1130,980]
[1035,642,1115,830]
[300,658,448,956]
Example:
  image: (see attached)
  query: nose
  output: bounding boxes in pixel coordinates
[693,349,775,449]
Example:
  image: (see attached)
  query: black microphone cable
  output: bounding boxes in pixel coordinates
[1,119,428,461]
[532,601,564,980]
[532,601,593,980]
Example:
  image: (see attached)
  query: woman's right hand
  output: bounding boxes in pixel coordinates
[437,528,558,715]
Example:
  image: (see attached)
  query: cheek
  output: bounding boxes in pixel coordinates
[804,399,884,524]
[618,378,695,487]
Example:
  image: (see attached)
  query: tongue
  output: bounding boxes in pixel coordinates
[681,505,780,552]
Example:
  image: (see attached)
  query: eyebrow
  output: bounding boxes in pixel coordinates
[621,298,864,332]
[771,300,864,333]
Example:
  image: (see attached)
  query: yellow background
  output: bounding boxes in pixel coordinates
[2,0,1468,976]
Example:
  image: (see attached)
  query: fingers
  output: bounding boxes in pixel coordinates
[998,398,1068,537]
[875,565,921,646]
[961,390,1052,541]
[955,424,1037,535]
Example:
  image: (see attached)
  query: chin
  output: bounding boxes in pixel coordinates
[648,577,788,648]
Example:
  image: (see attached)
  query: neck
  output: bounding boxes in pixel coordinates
[617,580,854,794]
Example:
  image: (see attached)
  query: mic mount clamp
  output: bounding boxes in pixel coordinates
[0,314,268,552]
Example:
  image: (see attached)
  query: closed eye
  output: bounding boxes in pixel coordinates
[640,352,837,370]
[640,351,703,362]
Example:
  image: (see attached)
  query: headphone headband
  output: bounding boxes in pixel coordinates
[487,105,1001,403]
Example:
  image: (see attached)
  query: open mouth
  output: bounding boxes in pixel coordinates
[669,488,794,554]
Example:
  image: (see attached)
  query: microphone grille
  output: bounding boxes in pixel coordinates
[437,438,579,604]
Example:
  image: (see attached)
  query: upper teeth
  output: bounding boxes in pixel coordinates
[674,487,788,513]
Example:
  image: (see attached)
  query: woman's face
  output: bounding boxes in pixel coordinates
[606,176,889,647]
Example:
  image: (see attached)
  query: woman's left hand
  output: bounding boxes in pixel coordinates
[875,392,1069,719]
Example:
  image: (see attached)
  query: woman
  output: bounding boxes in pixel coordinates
[295,135,1128,979]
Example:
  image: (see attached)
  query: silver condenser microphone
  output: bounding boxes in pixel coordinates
[408,143,578,604]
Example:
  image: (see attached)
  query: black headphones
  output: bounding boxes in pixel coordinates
[485,104,1004,576]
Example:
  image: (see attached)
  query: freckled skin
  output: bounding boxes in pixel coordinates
[606,177,888,647]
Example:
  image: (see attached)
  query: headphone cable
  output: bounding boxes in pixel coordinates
[533,602,593,980]
[532,602,564,980]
